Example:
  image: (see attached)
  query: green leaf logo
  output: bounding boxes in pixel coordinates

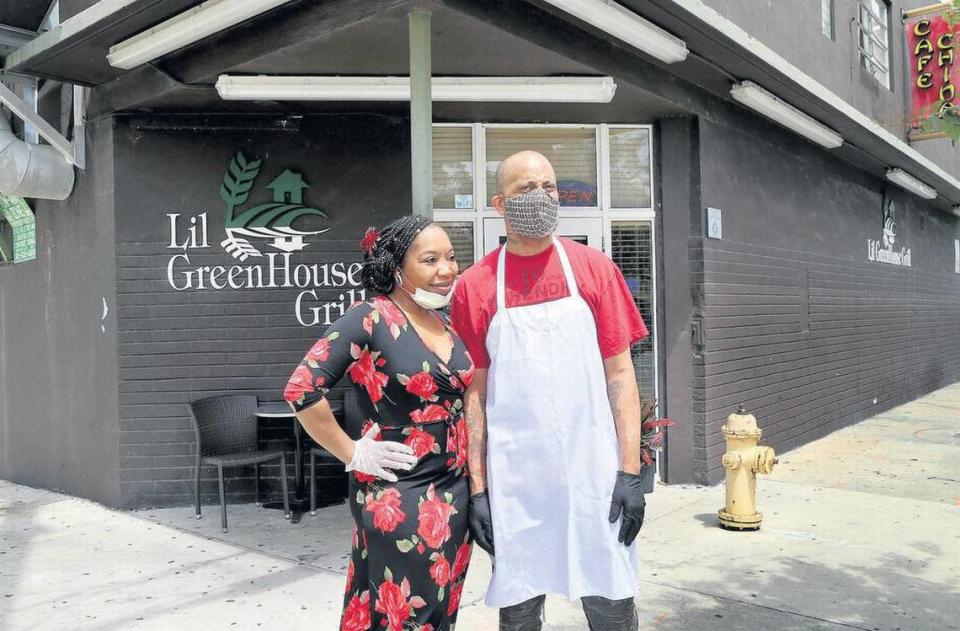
[220,151,262,221]
[217,151,333,260]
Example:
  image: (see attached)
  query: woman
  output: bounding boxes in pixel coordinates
[284,215,475,631]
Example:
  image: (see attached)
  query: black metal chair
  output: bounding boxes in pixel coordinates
[189,394,290,532]
[308,391,357,514]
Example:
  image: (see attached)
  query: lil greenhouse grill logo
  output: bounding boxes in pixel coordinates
[219,151,331,260]
[164,151,367,326]
[867,196,912,268]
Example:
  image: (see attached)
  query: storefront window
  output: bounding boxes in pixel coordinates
[436,221,476,269]
[432,127,474,209]
[611,221,656,399]
[609,128,652,209]
[430,123,657,402]
[485,127,598,208]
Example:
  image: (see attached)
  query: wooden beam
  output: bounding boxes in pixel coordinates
[903,2,954,19]
[909,130,949,141]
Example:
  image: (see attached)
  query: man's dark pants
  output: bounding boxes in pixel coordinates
[499,595,639,631]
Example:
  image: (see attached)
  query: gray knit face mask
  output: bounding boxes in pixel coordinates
[503,188,559,239]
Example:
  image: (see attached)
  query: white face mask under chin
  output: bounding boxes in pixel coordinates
[396,272,456,310]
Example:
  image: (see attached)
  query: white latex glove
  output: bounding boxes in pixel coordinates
[345,423,418,482]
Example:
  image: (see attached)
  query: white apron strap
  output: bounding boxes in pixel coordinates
[552,237,579,299]
[496,245,508,311]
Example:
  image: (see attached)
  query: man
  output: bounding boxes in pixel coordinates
[450,150,650,630]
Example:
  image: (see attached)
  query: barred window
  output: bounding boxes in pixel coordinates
[858,0,890,88]
[611,221,656,398]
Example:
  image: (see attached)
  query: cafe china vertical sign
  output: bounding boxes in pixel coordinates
[906,11,957,125]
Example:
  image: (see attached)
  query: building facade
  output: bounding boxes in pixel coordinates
[1,0,959,508]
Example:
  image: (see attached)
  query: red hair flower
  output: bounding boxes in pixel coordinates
[360,227,379,255]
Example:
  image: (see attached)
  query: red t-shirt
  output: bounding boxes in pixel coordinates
[450,238,648,369]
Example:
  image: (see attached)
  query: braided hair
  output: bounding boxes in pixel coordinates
[361,215,434,294]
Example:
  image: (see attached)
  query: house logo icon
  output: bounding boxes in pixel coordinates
[867,193,911,267]
[882,197,896,248]
[219,152,331,260]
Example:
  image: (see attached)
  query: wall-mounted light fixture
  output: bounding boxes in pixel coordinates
[539,0,688,64]
[730,81,843,149]
[215,75,618,103]
[107,0,291,69]
[886,168,937,200]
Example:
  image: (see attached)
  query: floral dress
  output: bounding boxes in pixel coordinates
[284,295,475,631]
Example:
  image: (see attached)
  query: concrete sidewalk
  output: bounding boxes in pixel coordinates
[2,385,959,630]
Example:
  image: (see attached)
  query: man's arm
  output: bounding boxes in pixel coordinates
[603,348,642,475]
[464,368,496,554]
[464,368,489,494]
[604,348,648,546]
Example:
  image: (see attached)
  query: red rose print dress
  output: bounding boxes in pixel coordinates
[284,296,475,631]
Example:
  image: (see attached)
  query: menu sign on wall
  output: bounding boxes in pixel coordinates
[0,194,37,264]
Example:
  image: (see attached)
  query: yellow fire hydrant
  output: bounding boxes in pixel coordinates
[717,405,777,531]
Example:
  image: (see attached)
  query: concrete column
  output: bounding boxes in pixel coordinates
[409,10,432,218]
[658,117,701,485]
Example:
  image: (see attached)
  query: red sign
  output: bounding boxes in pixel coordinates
[557,180,597,207]
[906,15,957,125]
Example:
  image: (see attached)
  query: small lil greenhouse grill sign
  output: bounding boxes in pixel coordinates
[867,195,912,268]
[164,152,366,326]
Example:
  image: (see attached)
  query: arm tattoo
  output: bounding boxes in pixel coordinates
[465,392,488,492]
[606,371,643,473]
[607,378,626,429]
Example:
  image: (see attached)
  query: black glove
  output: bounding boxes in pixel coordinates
[608,471,647,546]
[469,491,495,555]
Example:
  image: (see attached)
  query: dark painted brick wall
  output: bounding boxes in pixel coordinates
[694,116,960,484]
[0,117,121,504]
[695,240,960,483]
[113,114,409,508]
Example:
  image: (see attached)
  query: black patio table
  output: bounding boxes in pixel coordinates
[255,400,344,523]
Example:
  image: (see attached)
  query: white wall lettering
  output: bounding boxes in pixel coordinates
[164,213,364,326]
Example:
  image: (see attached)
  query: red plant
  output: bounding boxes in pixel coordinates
[639,398,674,467]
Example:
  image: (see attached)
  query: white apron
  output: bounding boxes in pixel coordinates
[484,238,637,608]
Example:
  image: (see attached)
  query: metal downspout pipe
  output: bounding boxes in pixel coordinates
[0,114,74,200]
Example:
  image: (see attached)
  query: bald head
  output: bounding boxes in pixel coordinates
[495,151,557,196]
[491,150,561,243]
